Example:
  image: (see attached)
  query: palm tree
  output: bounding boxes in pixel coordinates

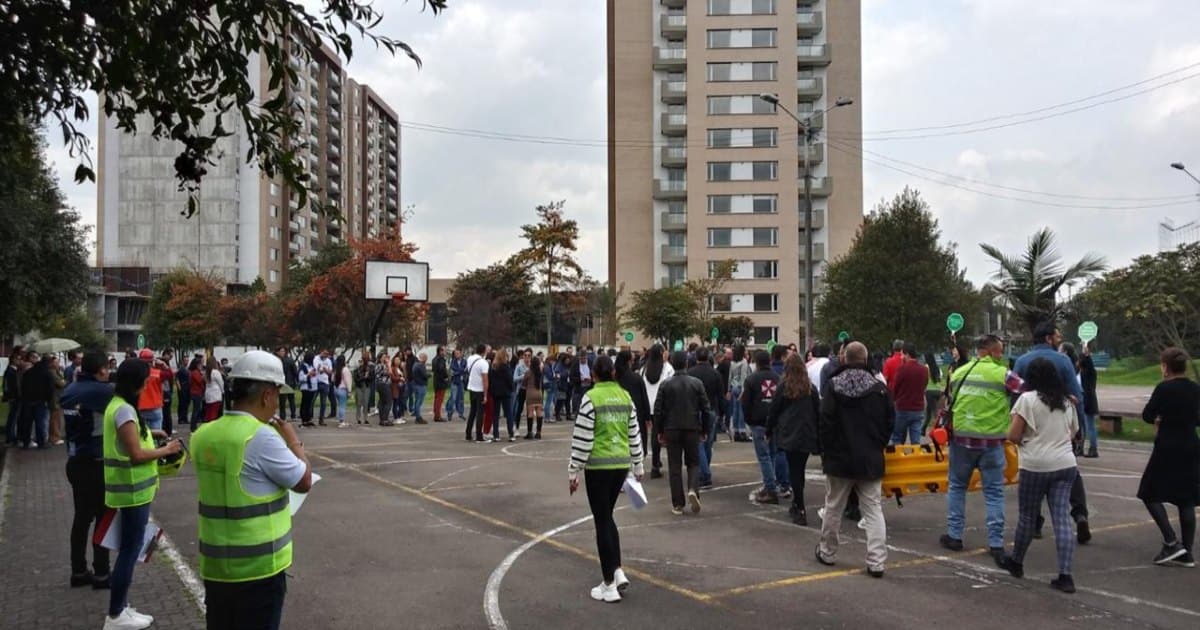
[980,228,1107,336]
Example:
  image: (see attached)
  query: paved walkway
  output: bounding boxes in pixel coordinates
[0,447,204,629]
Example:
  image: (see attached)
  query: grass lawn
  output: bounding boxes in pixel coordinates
[1097,360,1200,387]
[1099,417,1155,443]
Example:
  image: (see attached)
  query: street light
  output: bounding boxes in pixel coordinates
[760,93,854,351]
[1171,161,1200,186]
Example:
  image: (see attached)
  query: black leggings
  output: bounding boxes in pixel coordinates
[785,450,811,511]
[1145,501,1197,553]
[585,468,627,584]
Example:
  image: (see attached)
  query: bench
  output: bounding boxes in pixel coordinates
[1098,414,1123,435]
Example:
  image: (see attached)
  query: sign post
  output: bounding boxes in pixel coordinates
[136,334,146,350]
[946,312,965,335]
[673,339,683,352]
[710,326,719,342]
[837,330,850,343]
[766,339,777,353]
[623,331,635,343]
[1078,321,1099,343]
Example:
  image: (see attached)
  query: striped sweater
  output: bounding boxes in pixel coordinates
[568,382,644,475]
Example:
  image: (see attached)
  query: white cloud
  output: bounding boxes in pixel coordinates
[862,19,949,79]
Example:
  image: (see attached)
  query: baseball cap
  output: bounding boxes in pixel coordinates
[229,350,294,393]
[138,348,154,360]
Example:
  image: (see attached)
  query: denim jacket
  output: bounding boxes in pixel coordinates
[449,357,467,386]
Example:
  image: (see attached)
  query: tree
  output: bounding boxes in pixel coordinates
[0,118,91,337]
[516,200,585,346]
[710,316,756,345]
[2,1,445,217]
[815,188,979,352]
[980,227,1107,336]
[446,259,539,347]
[36,309,109,353]
[625,286,697,346]
[142,269,224,351]
[1081,243,1200,378]
[589,282,625,346]
[684,259,736,337]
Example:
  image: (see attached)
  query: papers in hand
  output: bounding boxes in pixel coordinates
[94,510,163,563]
[289,472,321,515]
[623,474,647,510]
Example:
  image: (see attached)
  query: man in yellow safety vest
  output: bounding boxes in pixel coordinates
[190,350,312,630]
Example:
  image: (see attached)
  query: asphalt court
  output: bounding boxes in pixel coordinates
[150,416,1199,629]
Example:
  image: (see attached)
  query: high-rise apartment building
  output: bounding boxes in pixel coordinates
[97,31,401,292]
[608,0,862,346]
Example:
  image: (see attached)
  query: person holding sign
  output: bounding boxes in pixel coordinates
[191,351,312,630]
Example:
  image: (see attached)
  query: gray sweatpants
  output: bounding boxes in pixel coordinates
[818,476,888,571]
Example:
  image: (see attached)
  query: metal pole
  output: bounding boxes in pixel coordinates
[802,121,814,353]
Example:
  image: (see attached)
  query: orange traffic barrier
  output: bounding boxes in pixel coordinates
[880,443,1018,504]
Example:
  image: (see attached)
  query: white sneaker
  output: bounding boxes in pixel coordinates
[337,422,348,429]
[590,581,621,603]
[818,508,827,521]
[398,419,407,425]
[103,607,151,630]
[613,568,630,593]
[127,608,154,624]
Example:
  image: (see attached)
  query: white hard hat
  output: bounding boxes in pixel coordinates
[229,350,293,393]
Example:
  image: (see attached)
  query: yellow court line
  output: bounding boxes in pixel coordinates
[309,451,716,606]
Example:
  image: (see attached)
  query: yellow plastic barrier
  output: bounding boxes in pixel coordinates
[880,443,1019,502]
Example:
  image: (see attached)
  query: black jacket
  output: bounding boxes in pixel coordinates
[819,364,894,480]
[767,386,821,454]
[432,355,449,389]
[60,375,114,460]
[1079,355,1099,415]
[20,361,54,404]
[618,370,651,428]
[410,362,428,387]
[653,372,711,433]
[741,367,779,427]
[688,363,724,414]
[281,356,299,388]
[490,363,514,398]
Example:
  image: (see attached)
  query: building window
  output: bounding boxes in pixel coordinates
[706,28,776,49]
[753,293,778,312]
[666,264,687,287]
[707,161,777,182]
[667,201,686,215]
[708,228,732,247]
[269,204,279,218]
[269,270,279,283]
[707,128,777,148]
[270,183,280,196]
[708,194,777,214]
[752,227,777,246]
[752,326,778,342]
[668,232,687,247]
[753,260,778,278]
[269,226,280,240]
[710,294,732,312]
[708,0,776,16]
[706,62,777,82]
[269,248,279,261]
[707,95,777,115]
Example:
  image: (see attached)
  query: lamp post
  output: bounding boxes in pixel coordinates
[1171,162,1200,186]
[760,93,853,351]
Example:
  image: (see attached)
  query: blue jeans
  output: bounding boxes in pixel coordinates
[751,426,789,491]
[138,408,163,431]
[1082,413,1098,450]
[543,387,557,419]
[729,387,746,434]
[109,502,151,617]
[946,442,1007,547]
[5,400,20,444]
[19,401,49,447]
[697,411,717,484]
[409,384,427,418]
[891,410,924,445]
[446,383,465,418]
[317,382,331,419]
[190,394,204,430]
[335,388,349,421]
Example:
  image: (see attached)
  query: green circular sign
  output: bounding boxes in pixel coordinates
[673,339,684,352]
[766,339,777,352]
[1078,321,1099,343]
[837,330,850,343]
[710,326,719,341]
[946,312,965,333]
[623,331,634,343]
[136,333,146,350]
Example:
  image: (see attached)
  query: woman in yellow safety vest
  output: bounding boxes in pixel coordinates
[102,359,182,630]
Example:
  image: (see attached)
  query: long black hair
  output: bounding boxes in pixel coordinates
[1059,342,1079,374]
[615,349,633,380]
[114,359,151,439]
[924,352,941,383]
[1025,357,1068,412]
[529,356,542,385]
[333,355,346,387]
[953,342,970,370]
[643,344,665,384]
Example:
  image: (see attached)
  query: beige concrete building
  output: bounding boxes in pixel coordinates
[97,30,401,292]
[608,0,862,346]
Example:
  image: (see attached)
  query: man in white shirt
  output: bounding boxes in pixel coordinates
[807,343,831,397]
[464,344,490,443]
[315,350,333,422]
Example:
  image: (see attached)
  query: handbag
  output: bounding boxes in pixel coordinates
[932,359,981,445]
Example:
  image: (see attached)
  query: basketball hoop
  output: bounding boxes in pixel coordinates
[390,292,408,305]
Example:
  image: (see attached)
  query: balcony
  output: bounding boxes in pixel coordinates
[660,14,686,40]
[660,79,687,104]
[653,179,687,200]
[796,208,826,230]
[660,211,688,231]
[288,219,300,231]
[660,112,687,136]
[660,275,687,288]
[796,11,823,36]
[797,44,831,66]
[661,0,685,9]
[288,240,300,252]
[660,145,687,167]
[796,76,823,101]
[661,244,687,263]
[798,243,827,265]
[652,46,687,70]
[797,142,825,166]
[806,176,832,197]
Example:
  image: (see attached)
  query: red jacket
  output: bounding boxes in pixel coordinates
[881,352,904,384]
[887,359,928,412]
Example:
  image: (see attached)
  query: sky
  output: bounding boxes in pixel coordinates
[44,0,1200,288]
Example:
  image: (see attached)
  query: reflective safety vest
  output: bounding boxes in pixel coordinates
[192,413,293,582]
[103,398,159,508]
[949,357,1011,440]
[584,382,635,470]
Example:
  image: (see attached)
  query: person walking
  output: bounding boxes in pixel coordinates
[432,346,449,422]
[640,344,674,478]
[446,349,466,421]
[996,358,1081,594]
[297,353,317,427]
[191,350,312,630]
[887,343,928,445]
[354,350,374,425]
[654,351,711,515]
[375,351,394,427]
[568,356,643,603]
[743,350,791,504]
[523,356,544,440]
[616,350,652,456]
[102,359,183,630]
[1077,344,1100,458]
[61,351,114,589]
[490,350,515,441]
[1137,347,1199,568]
[727,345,750,442]
[767,354,821,526]
[275,347,299,422]
[940,335,1011,561]
[465,344,490,442]
[409,353,429,424]
[333,355,351,428]
[688,348,723,489]
[814,342,894,578]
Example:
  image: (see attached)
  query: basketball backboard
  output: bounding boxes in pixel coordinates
[365,261,429,302]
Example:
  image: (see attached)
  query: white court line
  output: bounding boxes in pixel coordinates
[1080,473,1142,479]
[319,454,499,470]
[152,516,206,614]
[0,449,12,539]
[422,464,488,491]
[484,514,593,630]
[1089,491,1145,503]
